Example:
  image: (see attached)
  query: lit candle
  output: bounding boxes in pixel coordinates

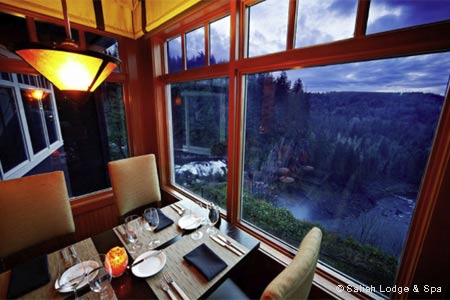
[106,246,128,277]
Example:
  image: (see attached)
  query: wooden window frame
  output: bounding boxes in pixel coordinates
[150,0,450,299]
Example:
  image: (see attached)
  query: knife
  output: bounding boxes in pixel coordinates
[129,250,162,268]
[216,235,246,255]
[209,235,242,256]
[171,204,183,215]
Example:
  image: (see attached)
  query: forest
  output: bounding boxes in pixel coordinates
[171,71,444,293]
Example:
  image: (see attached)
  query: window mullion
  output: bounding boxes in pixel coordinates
[286,0,297,50]
[354,0,370,37]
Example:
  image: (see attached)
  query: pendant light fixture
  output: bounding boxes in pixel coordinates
[15,0,120,92]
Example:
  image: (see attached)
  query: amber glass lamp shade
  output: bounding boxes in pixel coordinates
[24,89,48,101]
[16,43,120,92]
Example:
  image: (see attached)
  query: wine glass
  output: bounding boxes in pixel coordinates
[88,254,113,300]
[191,202,206,240]
[143,208,160,247]
[125,215,143,253]
[206,203,220,235]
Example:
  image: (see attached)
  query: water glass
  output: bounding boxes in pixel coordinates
[125,215,143,253]
[143,207,160,247]
[206,203,220,235]
[191,202,206,240]
[88,254,113,300]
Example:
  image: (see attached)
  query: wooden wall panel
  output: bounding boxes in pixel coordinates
[70,190,119,241]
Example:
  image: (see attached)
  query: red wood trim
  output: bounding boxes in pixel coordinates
[204,23,209,66]
[159,62,229,83]
[25,16,37,42]
[354,0,370,37]
[70,189,115,216]
[394,84,450,299]
[286,0,297,50]
[234,21,450,74]
[0,57,37,74]
[181,34,186,71]
[78,28,87,49]
[93,0,105,31]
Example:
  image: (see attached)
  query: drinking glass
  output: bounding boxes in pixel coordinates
[206,203,220,235]
[191,202,206,240]
[143,207,160,247]
[88,254,113,300]
[125,215,143,253]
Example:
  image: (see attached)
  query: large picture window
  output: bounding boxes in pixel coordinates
[168,78,229,210]
[241,52,450,292]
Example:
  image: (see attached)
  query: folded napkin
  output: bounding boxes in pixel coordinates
[144,209,174,232]
[7,254,50,299]
[183,243,227,281]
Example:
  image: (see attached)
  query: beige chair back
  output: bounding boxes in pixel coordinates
[108,154,161,217]
[0,171,75,258]
[261,227,322,300]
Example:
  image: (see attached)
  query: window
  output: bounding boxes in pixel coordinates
[186,27,205,69]
[168,78,229,210]
[167,36,183,73]
[295,0,358,47]
[209,16,230,65]
[154,0,450,298]
[247,0,289,57]
[367,0,450,34]
[241,52,449,292]
[0,73,63,180]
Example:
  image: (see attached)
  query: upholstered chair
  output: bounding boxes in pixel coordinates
[260,227,322,300]
[0,171,75,270]
[209,227,322,300]
[108,154,161,219]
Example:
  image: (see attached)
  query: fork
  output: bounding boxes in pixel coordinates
[163,272,190,300]
[160,279,178,300]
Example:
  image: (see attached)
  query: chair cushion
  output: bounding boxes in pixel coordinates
[0,171,75,258]
[261,227,322,300]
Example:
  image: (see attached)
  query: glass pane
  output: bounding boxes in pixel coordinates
[0,86,27,172]
[295,0,358,48]
[36,20,79,45]
[167,36,183,73]
[247,0,289,57]
[41,93,58,144]
[85,32,120,72]
[169,78,229,210]
[96,82,129,160]
[367,0,450,34]
[210,16,230,65]
[0,12,28,52]
[242,52,450,294]
[186,27,205,69]
[20,89,47,153]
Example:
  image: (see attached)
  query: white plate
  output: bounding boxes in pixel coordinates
[131,250,166,278]
[178,215,202,230]
[55,260,99,293]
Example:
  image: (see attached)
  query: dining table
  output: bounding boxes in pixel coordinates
[0,200,260,299]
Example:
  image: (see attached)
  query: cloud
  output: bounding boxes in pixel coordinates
[287,52,450,95]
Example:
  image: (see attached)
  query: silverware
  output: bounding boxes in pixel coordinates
[216,235,246,255]
[128,250,162,269]
[163,272,190,300]
[171,204,183,215]
[69,245,81,263]
[209,235,242,256]
[160,279,178,300]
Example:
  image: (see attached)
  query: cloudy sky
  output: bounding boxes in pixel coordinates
[170,0,450,95]
[248,0,450,95]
